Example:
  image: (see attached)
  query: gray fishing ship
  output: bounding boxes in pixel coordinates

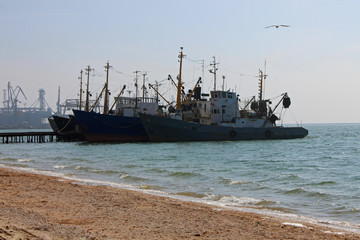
[139,48,308,142]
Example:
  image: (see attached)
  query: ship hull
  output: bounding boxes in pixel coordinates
[52,115,71,131]
[139,114,308,142]
[49,115,84,141]
[73,110,149,142]
[48,116,58,132]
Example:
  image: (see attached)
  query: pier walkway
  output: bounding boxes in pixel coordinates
[0,131,58,143]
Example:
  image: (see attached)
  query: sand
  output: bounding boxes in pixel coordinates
[0,167,359,240]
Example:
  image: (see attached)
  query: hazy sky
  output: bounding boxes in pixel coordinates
[1,0,359,123]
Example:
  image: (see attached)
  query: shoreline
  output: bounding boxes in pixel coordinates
[1,167,360,239]
[3,164,359,233]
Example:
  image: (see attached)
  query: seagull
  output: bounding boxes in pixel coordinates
[265,25,290,29]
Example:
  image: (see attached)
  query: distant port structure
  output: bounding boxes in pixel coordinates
[0,82,52,129]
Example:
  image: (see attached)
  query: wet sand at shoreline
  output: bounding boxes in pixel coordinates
[0,167,359,239]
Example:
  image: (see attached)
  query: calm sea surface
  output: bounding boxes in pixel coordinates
[1,124,359,230]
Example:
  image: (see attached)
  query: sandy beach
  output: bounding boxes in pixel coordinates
[0,167,359,239]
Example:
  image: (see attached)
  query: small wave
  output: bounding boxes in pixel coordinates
[139,184,164,190]
[260,206,295,213]
[70,157,89,162]
[285,188,332,200]
[53,165,91,171]
[53,165,71,169]
[119,173,129,179]
[64,173,76,177]
[74,165,91,171]
[255,199,280,206]
[123,164,140,169]
[218,177,250,185]
[145,168,169,174]
[92,169,118,175]
[119,174,148,182]
[285,188,307,195]
[8,163,29,168]
[330,206,360,215]
[307,181,336,186]
[0,157,17,162]
[282,174,301,180]
[218,195,264,206]
[176,192,208,199]
[53,156,65,161]
[17,158,34,163]
[168,171,202,178]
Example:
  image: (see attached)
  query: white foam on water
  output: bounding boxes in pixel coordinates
[120,173,129,179]
[17,158,33,162]
[53,165,70,169]
[218,195,263,205]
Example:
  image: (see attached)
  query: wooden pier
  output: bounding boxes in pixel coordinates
[0,131,58,143]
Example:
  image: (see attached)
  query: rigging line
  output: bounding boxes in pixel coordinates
[64,86,81,99]
[92,70,104,77]
[186,58,211,68]
[93,69,103,74]
[288,108,300,127]
[224,69,258,78]
[90,85,105,94]
[183,78,198,86]
[267,94,284,101]
[115,71,134,79]
[186,58,203,63]
[241,95,257,100]
[279,107,285,126]
[154,78,168,83]
[111,68,124,74]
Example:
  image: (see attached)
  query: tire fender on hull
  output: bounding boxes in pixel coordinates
[229,130,237,138]
[265,130,272,138]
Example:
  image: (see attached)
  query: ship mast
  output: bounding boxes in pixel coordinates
[84,65,94,112]
[177,47,185,110]
[56,86,61,114]
[103,61,112,114]
[134,70,141,110]
[222,75,225,91]
[142,72,147,101]
[258,69,267,101]
[209,56,219,91]
[154,80,160,103]
[78,69,83,111]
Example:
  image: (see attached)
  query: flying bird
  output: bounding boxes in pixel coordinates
[265,25,291,29]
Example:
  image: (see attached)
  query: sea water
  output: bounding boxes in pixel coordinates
[0,124,359,230]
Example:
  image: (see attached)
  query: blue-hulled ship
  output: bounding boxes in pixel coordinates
[73,96,159,142]
[73,61,160,142]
